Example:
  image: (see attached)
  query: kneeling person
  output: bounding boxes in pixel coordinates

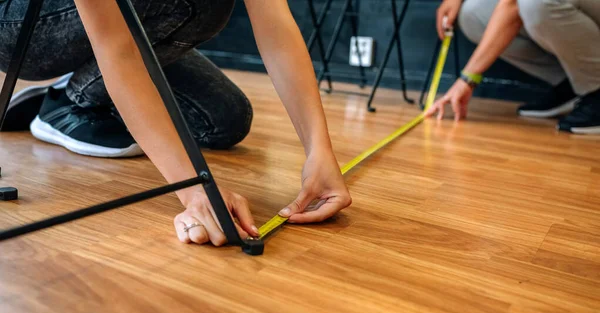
[430,0,600,134]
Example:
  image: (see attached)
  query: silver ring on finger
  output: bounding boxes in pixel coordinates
[183,222,204,233]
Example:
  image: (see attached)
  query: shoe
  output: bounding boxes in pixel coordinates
[517,79,578,118]
[30,87,144,157]
[1,73,73,131]
[557,88,600,134]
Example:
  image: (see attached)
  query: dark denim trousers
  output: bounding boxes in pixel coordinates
[0,0,252,149]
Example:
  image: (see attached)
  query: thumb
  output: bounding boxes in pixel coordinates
[288,199,343,224]
[279,190,314,218]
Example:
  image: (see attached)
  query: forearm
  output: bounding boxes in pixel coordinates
[74,0,202,205]
[463,0,522,74]
[245,0,333,156]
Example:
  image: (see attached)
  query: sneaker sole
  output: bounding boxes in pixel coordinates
[570,126,600,135]
[30,116,144,158]
[2,74,73,132]
[9,73,71,106]
[518,98,578,118]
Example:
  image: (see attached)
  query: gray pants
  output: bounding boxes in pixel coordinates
[459,0,600,95]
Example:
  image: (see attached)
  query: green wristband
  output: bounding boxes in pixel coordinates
[460,71,483,85]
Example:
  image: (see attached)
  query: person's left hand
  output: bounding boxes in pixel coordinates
[173,187,258,246]
[278,148,351,223]
[425,79,474,121]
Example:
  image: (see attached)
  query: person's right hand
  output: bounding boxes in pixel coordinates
[278,147,352,224]
[436,0,462,39]
[425,78,473,121]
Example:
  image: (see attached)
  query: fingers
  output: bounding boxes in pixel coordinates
[231,196,259,237]
[436,9,445,40]
[451,95,461,122]
[426,96,445,118]
[426,94,451,120]
[174,203,226,246]
[183,216,209,244]
[437,103,446,121]
[279,189,313,218]
[174,190,259,246]
[287,199,346,224]
[196,208,228,246]
[424,105,436,118]
[174,214,191,243]
[204,198,251,240]
[446,10,457,31]
[451,92,471,121]
[234,223,250,240]
[460,103,468,120]
[424,103,437,118]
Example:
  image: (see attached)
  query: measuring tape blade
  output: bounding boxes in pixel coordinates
[258,215,288,240]
[425,34,453,111]
[340,113,425,175]
[258,33,454,240]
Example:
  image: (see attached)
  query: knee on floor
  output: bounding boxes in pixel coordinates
[188,91,253,150]
[209,96,253,150]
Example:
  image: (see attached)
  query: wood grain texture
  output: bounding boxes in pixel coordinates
[1,71,599,313]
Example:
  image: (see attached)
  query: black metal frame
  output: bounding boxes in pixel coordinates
[366,0,414,112]
[306,0,334,92]
[313,0,367,93]
[305,0,413,111]
[0,0,264,255]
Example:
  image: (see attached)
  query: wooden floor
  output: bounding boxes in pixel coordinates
[1,70,599,313]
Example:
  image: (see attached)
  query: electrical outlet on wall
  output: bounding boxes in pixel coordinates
[349,36,374,67]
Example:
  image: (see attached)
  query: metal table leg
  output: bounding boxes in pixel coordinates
[366,0,411,112]
[307,0,333,91]
[392,0,414,104]
[348,0,367,88]
[317,0,351,93]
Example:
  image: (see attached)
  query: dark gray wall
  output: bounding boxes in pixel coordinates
[198,0,550,102]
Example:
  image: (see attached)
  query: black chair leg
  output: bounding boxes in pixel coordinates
[366,0,411,112]
[307,0,333,91]
[392,0,414,104]
[317,0,352,93]
[348,0,366,88]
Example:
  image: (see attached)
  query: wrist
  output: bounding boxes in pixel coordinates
[306,137,334,158]
[460,70,483,88]
[176,186,205,208]
[298,118,334,157]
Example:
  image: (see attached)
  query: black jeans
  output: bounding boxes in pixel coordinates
[0,0,252,149]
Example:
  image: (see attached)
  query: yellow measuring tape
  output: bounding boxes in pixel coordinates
[258,32,454,240]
